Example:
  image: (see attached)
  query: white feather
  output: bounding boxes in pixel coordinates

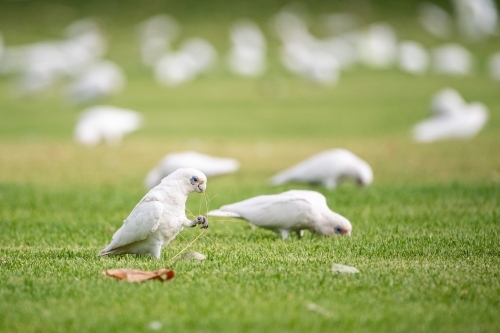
[208,190,352,240]
[100,168,208,258]
[270,149,373,189]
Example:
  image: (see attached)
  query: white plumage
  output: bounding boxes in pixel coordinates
[413,89,488,143]
[413,103,488,143]
[154,38,217,86]
[208,190,352,240]
[100,168,208,258]
[270,149,373,190]
[418,2,452,39]
[227,20,266,77]
[74,105,142,146]
[66,60,125,103]
[432,44,473,76]
[358,23,398,69]
[398,41,429,74]
[144,151,239,189]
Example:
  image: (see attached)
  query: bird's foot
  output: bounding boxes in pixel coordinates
[190,215,208,229]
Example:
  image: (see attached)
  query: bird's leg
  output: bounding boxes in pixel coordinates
[279,229,290,240]
[189,215,208,229]
[296,230,305,239]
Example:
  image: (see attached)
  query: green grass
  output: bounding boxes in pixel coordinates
[1,0,500,332]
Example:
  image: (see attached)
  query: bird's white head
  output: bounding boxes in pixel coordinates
[162,168,207,194]
[317,210,353,237]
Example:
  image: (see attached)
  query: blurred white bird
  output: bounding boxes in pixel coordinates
[430,88,466,116]
[66,60,125,103]
[418,2,453,39]
[358,23,398,69]
[270,149,373,190]
[137,14,180,67]
[227,20,267,77]
[489,52,500,81]
[208,190,352,240]
[1,18,106,94]
[453,0,498,41]
[398,40,430,74]
[155,38,217,86]
[432,43,473,76]
[145,151,240,189]
[100,168,208,258]
[74,105,142,146]
[413,90,488,142]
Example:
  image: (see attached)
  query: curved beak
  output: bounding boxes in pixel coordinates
[195,182,206,193]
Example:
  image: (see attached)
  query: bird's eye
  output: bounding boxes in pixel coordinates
[334,226,342,234]
[190,176,199,185]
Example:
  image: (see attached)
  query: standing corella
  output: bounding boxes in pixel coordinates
[99,168,208,258]
[270,149,373,189]
[208,190,352,240]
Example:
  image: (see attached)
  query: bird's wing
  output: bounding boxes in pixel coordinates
[270,152,335,185]
[103,198,164,251]
[215,192,314,230]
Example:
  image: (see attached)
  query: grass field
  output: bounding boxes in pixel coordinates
[1,1,500,332]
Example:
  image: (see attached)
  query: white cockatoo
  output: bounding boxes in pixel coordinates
[208,190,352,240]
[269,149,373,190]
[358,23,398,69]
[154,37,217,86]
[398,40,430,74]
[144,151,240,189]
[418,2,453,39]
[430,88,466,116]
[74,105,142,146]
[432,44,473,76]
[137,14,180,67]
[66,60,125,103]
[413,103,488,142]
[100,168,208,258]
[453,0,498,41]
[413,89,488,142]
[227,20,267,77]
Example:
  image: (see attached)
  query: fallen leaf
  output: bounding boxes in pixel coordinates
[176,250,206,261]
[102,268,174,282]
[332,263,360,274]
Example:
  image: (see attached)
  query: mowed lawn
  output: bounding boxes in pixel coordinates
[1,1,500,332]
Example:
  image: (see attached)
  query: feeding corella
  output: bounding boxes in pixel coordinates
[74,105,142,146]
[412,88,488,142]
[144,151,239,189]
[432,44,473,76]
[208,190,352,240]
[270,149,373,190]
[100,168,208,258]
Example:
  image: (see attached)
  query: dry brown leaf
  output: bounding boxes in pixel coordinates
[102,268,175,282]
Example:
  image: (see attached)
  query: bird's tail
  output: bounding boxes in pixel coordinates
[207,209,242,218]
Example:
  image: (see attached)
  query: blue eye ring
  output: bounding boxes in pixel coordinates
[190,176,199,185]
[334,226,342,234]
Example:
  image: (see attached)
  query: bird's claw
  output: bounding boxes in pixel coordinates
[190,215,208,229]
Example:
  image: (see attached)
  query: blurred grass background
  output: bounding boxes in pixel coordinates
[0,0,499,332]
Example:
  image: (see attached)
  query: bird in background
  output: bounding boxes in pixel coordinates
[413,88,489,143]
[144,151,240,189]
[74,105,142,146]
[208,190,352,240]
[269,149,373,190]
[100,168,208,258]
